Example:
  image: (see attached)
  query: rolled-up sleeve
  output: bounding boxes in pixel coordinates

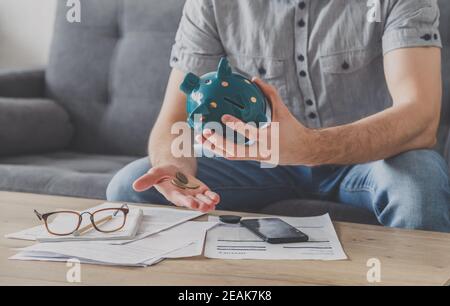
[170,0,224,75]
[382,0,442,55]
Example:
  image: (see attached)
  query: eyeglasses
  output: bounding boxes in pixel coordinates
[34,204,129,236]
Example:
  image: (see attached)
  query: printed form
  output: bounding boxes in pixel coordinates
[205,214,347,261]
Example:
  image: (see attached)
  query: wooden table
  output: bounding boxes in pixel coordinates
[0,191,449,286]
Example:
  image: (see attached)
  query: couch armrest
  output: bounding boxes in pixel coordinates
[0,69,46,98]
[0,97,74,156]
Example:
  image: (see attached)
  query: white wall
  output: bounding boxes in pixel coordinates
[0,0,57,69]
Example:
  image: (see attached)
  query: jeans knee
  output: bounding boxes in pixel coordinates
[380,175,450,232]
[376,150,450,232]
[106,158,150,203]
[106,174,131,202]
[384,197,450,232]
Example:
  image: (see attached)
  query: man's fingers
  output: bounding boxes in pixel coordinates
[196,193,213,206]
[221,115,259,141]
[202,130,236,156]
[171,191,216,212]
[133,166,176,192]
[252,77,278,100]
[202,130,257,160]
[202,137,232,157]
[195,134,206,144]
[252,77,290,115]
[195,194,215,212]
[195,134,228,157]
[172,192,200,210]
[204,190,220,203]
[132,173,162,192]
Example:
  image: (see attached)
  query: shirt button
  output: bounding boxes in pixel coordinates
[308,112,317,119]
[342,61,350,70]
[299,70,307,77]
[297,19,306,28]
[306,99,313,106]
[421,34,432,41]
[298,2,306,10]
[297,54,305,62]
[258,67,267,76]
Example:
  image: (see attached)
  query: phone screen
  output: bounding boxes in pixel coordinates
[240,218,309,244]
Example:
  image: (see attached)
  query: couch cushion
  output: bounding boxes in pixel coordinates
[261,199,380,225]
[0,98,73,157]
[0,152,137,199]
[46,0,185,156]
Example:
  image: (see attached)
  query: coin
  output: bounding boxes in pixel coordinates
[171,172,200,190]
[171,179,186,189]
[175,172,189,185]
[184,183,201,190]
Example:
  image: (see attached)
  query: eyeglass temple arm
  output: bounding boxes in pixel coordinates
[113,204,129,217]
[34,210,43,221]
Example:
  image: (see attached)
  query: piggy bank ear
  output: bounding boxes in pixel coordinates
[217,57,232,79]
[180,73,200,94]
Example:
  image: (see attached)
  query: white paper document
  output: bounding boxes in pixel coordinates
[6,203,203,245]
[11,221,217,267]
[111,206,204,244]
[205,214,347,261]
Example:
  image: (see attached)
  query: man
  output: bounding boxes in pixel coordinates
[107,0,450,232]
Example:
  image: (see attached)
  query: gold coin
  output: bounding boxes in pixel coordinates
[184,183,201,190]
[175,172,189,185]
[171,179,186,189]
[210,102,218,108]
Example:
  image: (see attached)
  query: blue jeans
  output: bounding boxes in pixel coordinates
[107,149,450,232]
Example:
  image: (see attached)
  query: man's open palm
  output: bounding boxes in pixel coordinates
[133,165,220,213]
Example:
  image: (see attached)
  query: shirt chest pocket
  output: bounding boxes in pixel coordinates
[319,47,390,124]
[320,48,381,75]
[227,54,289,101]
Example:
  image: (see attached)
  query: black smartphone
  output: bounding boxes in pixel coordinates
[240,218,309,244]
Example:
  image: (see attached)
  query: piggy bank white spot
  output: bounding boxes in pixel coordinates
[191,92,204,104]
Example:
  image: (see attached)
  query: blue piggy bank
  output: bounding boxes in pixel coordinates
[180,57,271,140]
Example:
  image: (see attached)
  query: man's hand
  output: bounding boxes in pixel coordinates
[196,77,315,166]
[133,165,220,213]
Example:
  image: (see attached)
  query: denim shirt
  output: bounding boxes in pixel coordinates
[170,0,442,129]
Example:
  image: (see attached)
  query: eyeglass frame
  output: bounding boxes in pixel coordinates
[34,204,130,236]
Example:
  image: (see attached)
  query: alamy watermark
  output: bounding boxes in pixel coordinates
[66,0,81,23]
[171,118,280,169]
[367,0,382,23]
[66,258,82,283]
[366,258,382,283]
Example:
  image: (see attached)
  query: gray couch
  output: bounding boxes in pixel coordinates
[0,0,449,225]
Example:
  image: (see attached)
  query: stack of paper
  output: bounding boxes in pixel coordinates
[11,221,216,267]
[7,203,216,267]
